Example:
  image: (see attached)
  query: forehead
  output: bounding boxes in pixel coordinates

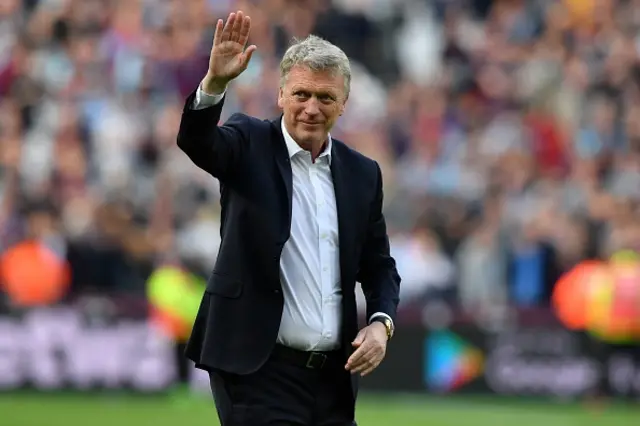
[285,65,344,93]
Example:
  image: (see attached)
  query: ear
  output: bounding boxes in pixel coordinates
[277,87,284,110]
[339,99,347,116]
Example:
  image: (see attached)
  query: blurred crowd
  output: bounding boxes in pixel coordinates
[1,0,639,317]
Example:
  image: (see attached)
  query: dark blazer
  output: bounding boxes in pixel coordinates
[179,90,401,377]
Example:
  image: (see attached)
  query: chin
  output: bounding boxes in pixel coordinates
[296,129,324,143]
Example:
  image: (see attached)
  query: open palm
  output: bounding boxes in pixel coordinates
[208,11,256,84]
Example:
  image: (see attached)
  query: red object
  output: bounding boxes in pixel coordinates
[552,260,605,330]
[525,113,567,174]
[149,306,190,342]
[0,240,71,306]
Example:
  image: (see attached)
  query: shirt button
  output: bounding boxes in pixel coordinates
[323,266,328,272]
[320,233,327,239]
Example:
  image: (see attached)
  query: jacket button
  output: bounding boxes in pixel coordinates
[274,289,280,294]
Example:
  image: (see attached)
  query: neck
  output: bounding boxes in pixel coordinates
[297,140,327,161]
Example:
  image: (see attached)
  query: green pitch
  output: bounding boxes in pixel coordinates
[1,391,637,426]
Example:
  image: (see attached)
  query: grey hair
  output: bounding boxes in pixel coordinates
[279,35,351,97]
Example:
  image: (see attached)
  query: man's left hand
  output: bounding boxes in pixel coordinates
[345,322,388,376]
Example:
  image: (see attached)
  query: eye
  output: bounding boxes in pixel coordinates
[294,91,310,100]
[318,94,335,104]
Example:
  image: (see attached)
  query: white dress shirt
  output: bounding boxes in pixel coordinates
[192,85,392,351]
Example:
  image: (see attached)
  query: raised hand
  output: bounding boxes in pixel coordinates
[203,11,257,94]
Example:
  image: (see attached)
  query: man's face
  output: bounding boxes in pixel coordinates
[277,65,347,149]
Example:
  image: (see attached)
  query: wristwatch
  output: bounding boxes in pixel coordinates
[371,316,394,340]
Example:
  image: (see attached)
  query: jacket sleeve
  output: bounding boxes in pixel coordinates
[177,89,249,181]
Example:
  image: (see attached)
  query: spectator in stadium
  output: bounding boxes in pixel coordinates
[180,11,400,426]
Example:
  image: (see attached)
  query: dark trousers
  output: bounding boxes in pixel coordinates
[209,345,357,426]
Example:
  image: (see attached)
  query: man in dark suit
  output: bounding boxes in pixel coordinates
[179,10,401,426]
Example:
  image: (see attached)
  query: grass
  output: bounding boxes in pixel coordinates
[0,390,638,426]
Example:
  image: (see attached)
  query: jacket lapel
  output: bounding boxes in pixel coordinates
[271,117,293,243]
[330,145,356,285]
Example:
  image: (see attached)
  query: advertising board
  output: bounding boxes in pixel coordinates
[0,307,176,392]
[361,320,640,400]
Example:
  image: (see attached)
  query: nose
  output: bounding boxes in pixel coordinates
[303,98,320,116]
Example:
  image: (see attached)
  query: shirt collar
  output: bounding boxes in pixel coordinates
[281,118,332,165]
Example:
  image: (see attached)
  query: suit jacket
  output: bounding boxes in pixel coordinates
[179,90,401,376]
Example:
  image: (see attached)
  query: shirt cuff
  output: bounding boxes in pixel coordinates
[369,312,394,329]
[192,82,226,110]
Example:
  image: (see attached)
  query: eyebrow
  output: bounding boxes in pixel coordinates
[292,89,336,98]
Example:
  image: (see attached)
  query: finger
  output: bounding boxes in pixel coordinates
[212,19,223,48]
[346,341,369,364]
[354,361,376,376]
[350,358,373,373]
[346,345,375,370]
[355,352,384,376]
[221,13,236,42]
[360,361,380,377]
[352,331,366,347]
[351,355,378,375]
[237,15,252,47]
[345,346,366,370]
[350,345,385,371]
[241,45,257,68]
[230,10,244,42]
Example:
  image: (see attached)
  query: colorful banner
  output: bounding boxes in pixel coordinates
[357,321,640,400]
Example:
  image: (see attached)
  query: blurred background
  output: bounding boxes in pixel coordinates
[0,0,640,424]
